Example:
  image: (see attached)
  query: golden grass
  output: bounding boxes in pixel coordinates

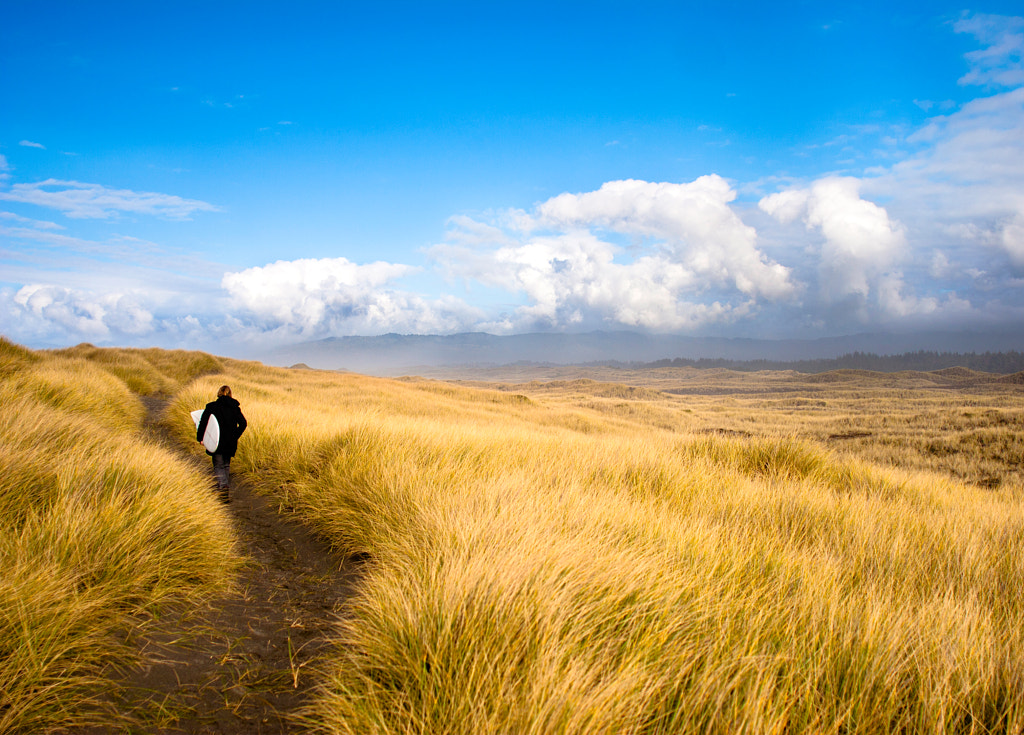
[166,361,1024,734]
[8,335,1022,733]
[0,338,239,733]
[441,364,1024,489]
[52,342,224,395]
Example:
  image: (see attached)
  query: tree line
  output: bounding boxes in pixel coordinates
[625,350,1024,375]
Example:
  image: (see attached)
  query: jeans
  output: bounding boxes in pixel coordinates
[212,453,231,489]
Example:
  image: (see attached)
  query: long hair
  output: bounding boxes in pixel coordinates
[217,385,232,398]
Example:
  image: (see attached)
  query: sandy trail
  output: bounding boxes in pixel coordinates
[72,397,361,734]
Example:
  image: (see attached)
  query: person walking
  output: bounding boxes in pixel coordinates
[196,385,247,502]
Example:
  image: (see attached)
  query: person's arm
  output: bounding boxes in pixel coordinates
[237,409,247,436]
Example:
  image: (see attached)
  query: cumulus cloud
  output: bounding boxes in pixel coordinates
[0,179,219,219]
[222,256,483,337]
[1,280,258,352]
[760,176,905,298]
[440,230,729,331]
[536,177,795,299]
[873,274,979,327]
[431,176,795,332]
[11,284,154,339]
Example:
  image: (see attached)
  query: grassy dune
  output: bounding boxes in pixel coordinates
[6,338,1023,733]
[0,339,239,733]
[168,362,1024,734]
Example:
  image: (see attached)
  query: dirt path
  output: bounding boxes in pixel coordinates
[79,397,361,733]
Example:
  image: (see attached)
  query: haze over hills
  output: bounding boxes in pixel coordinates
[269,329,1024,375]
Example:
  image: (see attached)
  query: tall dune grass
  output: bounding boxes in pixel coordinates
[171,364,1024,734]
[0,339,239,733]
[52,342,224,395]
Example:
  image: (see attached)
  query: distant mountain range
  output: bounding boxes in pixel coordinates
[268,329,1024,375]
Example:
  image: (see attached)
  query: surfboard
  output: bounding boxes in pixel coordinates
[191,409,220,453]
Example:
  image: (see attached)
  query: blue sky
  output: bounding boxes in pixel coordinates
[2,2,1024,356]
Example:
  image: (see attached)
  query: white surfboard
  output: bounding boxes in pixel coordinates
[191,409,220,453]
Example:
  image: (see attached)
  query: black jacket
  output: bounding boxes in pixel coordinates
[197,395,247,457]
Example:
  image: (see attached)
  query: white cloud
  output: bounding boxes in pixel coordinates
[761,176,905,299]
[0,211,64,230]
[443,214,513,247]
[896,87,1024,206]
[222,256,482,337]
[867,83,1024,273]
[0,216,218,279]
[0,224,89,250]
[874,274,978,326]
[1002,213,1024,266]
[954,12,1024,88]
[0,179,219,219]
[11,284,154,339]
[536,176,795,299]
[0,154,9,181]
[18,140,45,149]
[444,230,713,330]
[431,177,796,332]
[929,251,952,278]
[0,281,245,350]
[756,189,807,225]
